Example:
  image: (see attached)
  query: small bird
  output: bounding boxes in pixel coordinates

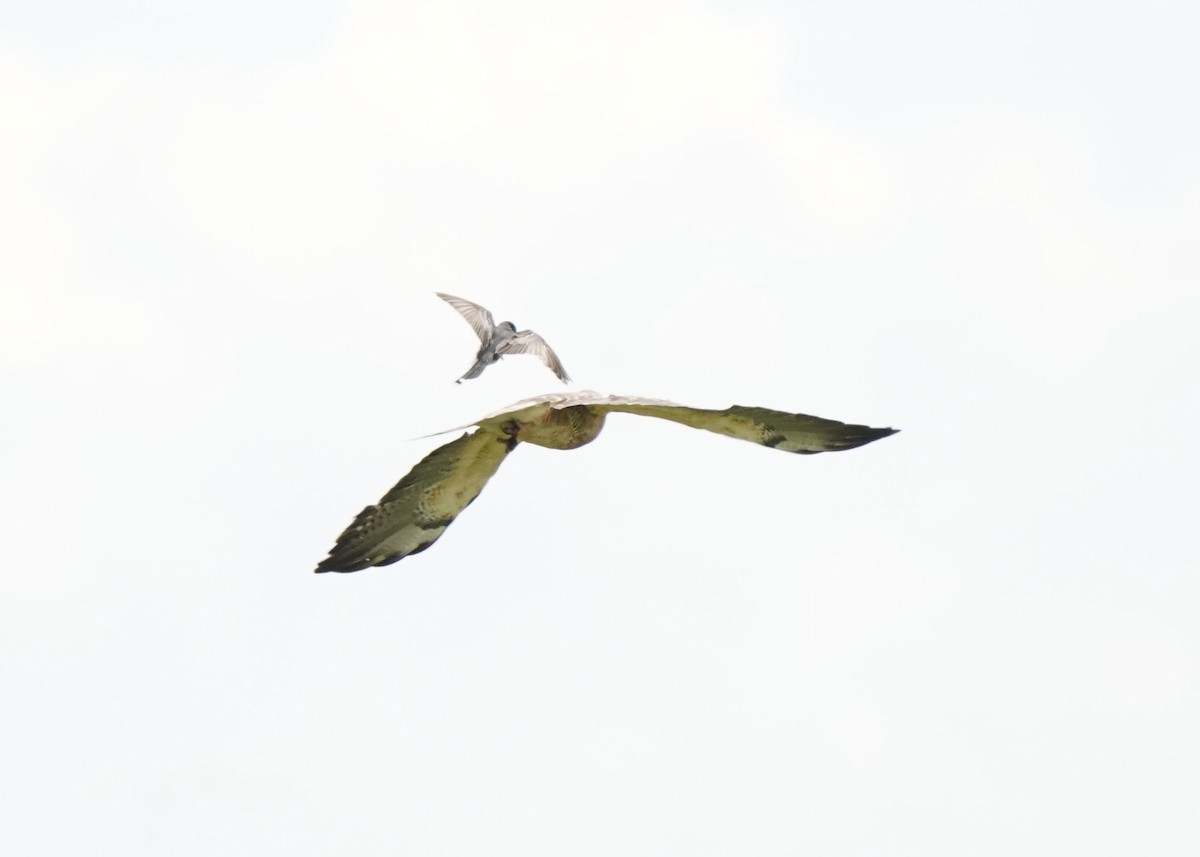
[314,391,898,572]
[436,292,570,384]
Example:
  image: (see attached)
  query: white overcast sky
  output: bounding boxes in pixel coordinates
[3,1,1198,854]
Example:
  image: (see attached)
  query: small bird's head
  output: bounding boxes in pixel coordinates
[498,321,517,332]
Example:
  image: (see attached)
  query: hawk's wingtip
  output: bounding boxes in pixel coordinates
[314,558,358,573]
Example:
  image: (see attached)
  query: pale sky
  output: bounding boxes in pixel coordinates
[3,2,1198,854]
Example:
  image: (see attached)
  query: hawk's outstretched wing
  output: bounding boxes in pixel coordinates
[436,292,495,344]
[314,429,513,573]
[591,397,896,453]
[500,331,571,383]
[480,391,898,453]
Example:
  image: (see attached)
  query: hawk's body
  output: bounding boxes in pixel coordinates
[314,392,897,573]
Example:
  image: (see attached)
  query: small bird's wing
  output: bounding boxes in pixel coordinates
[500,330,571,383]
[436,292,495,344]
[580,394,898,453]
[314,429,514,573]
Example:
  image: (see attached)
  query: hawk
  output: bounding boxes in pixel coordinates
[436,292,570,384]
[314,392,897,573]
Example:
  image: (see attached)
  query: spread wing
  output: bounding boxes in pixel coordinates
[436,292,495,344]
[579,394,897,453]
[314,429,514,573]
[462,391,896,454]
[499,330,571,383]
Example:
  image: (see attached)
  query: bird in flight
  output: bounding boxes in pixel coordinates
[436,292,570,384]
[314,391,897,573]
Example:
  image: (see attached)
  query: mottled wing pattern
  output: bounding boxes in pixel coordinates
[586,396,898,454]
[500,331,571,383]
[436,292,495,343]
[314,429,513,573]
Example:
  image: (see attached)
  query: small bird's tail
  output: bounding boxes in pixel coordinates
[456,358,488,383]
